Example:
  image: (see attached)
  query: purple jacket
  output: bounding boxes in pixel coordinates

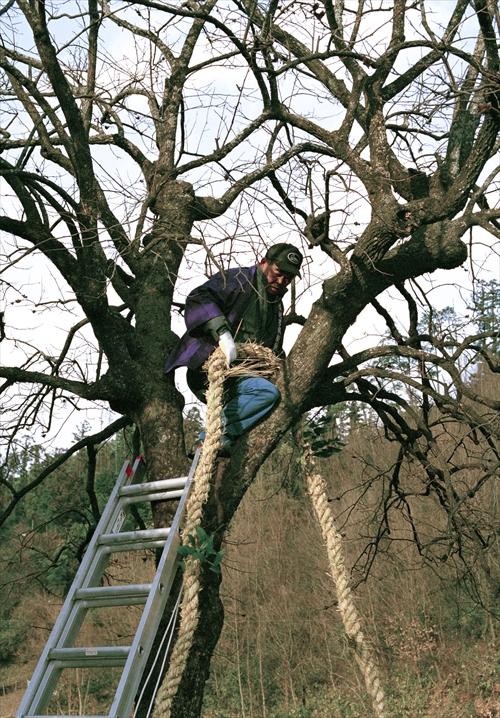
[164,265,284,373]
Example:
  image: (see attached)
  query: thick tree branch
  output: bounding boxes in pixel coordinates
[0,416,132,527]
[0,365,109,401]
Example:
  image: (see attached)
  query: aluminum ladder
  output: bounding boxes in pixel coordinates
[16,449,201,718]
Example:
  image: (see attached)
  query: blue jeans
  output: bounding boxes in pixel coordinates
[223,376,280,443]
[188,370,280,446]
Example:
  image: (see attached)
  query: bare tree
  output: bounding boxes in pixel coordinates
[0,0,498,715]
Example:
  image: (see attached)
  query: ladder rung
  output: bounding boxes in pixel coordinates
[28,715,108,718]
[121,489,184,505]
[74,584,152,607]
[98,528,170,551]
[120,477,187,496]
[49,646,130,667]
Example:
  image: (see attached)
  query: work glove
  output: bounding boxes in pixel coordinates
[218,331,237,367]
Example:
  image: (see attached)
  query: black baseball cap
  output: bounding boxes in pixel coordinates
[265,243,303,277]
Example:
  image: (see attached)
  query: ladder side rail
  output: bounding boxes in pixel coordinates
[80,544,119,594]
[98,459,147,540]
[110,448,202,718]
[16,458,144,718]
[22,664,61,717]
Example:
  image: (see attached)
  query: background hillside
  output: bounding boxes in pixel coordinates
[1,358,498,718]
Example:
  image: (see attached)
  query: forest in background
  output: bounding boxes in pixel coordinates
[1,292,498,718]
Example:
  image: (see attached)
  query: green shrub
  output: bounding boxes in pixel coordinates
[0,619,28,664]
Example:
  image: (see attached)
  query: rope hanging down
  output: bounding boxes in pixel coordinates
[152,343,279,718]
[305,458,387,718]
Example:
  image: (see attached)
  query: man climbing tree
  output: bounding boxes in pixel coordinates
[0,1,498,716]
[165,242,303,451]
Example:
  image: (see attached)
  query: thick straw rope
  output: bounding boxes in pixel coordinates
[305,459,387,718]
[152,344,278,718]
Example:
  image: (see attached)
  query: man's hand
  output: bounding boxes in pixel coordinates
[218,331,237,366]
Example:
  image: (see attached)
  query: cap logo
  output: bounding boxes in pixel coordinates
[287,252,300,265]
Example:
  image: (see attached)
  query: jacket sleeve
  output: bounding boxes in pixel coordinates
[184,268,251,337]
[204,316,230,341]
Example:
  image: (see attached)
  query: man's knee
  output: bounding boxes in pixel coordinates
[240,376,280,409]
[260,378,280,407]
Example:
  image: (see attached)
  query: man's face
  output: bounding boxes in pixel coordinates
[259,259,294,296]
